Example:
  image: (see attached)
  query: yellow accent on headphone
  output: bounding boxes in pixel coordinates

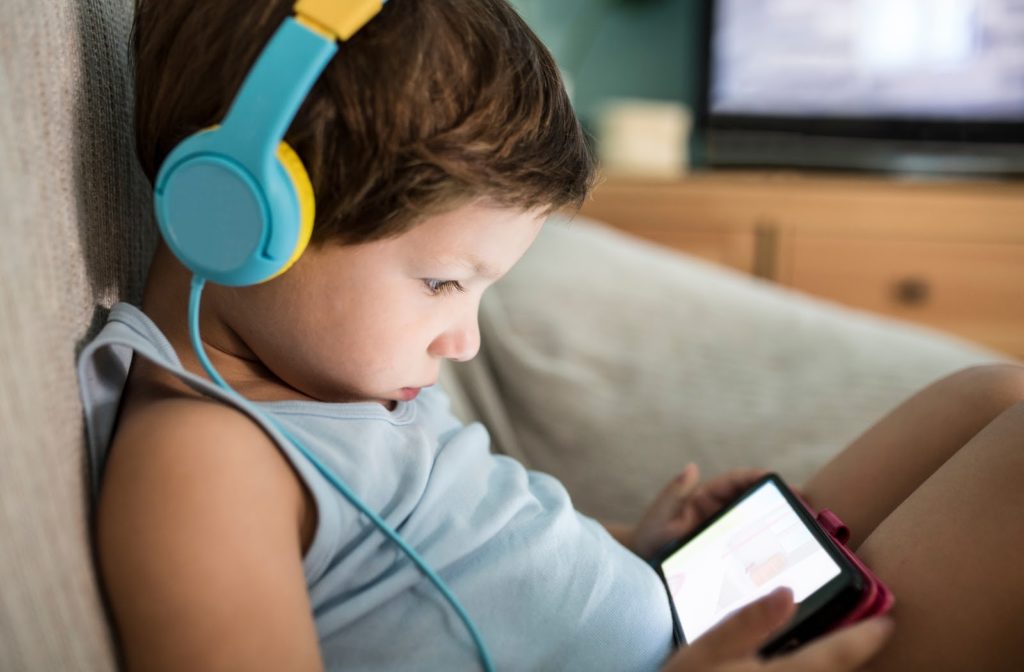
[267,140,315,280]
[295,0,384,41]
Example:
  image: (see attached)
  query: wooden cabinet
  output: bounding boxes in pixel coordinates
[580,172,1024,358]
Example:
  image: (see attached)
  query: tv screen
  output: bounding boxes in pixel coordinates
[706,0,1024,143]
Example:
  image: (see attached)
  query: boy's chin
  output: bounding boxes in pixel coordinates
[366,386,424,408]
[376,398,399,411]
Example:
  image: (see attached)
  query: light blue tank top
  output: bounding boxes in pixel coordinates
[77,303,674,671]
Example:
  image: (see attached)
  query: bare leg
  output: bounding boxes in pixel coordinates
[800,365,1024,670]
[856,401,1024,670]
[803,364,1024,547]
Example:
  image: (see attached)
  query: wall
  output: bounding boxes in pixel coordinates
[510,0,705,140]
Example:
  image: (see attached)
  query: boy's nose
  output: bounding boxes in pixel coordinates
[429,317,481,363]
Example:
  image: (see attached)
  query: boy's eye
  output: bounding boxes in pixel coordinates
[423,279,467,296]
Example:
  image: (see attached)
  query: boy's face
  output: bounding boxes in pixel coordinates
[225,201,546,408]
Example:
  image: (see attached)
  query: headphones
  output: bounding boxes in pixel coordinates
[154,0,385,286]
[151,2,496,670]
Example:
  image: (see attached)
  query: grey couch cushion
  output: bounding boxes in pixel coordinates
[447,218,1005,523]
[0,1,154,669]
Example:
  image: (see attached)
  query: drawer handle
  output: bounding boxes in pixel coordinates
[893,277,931,306]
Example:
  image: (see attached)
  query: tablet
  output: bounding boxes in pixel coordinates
[653,474,865,655]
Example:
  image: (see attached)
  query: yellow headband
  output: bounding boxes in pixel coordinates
[294,0,384,41]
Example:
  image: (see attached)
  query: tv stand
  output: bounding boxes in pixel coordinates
[581,171,1024,358]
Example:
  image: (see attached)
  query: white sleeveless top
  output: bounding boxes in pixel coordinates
[77,303,674,671]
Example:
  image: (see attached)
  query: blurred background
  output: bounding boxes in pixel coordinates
[512,0,1024,174]
[512,0,707,163]
[510,0,1024,359]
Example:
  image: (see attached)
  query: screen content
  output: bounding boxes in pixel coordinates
[660,481,841,642]
[710,0,1024,121]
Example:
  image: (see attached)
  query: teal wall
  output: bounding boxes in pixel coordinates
[510,0,705,134]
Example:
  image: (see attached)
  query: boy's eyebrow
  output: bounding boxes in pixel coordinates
[430,254,503,280]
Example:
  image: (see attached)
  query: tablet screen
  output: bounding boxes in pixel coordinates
[659,480,841,642]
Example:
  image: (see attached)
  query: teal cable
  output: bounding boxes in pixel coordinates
[187,276,496,672]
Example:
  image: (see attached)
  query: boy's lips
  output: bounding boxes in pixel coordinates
[397,382,435,401]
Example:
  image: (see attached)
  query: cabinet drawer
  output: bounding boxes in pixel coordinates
[614,225,758,274]
[580,179,761,274]
[784,236,1024,356]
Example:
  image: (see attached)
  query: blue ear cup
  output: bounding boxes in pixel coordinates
[152,4,393,287]
[154,129,314,287]
[153,16,338,287]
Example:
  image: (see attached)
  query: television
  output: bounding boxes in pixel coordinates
[701,0,1024,176]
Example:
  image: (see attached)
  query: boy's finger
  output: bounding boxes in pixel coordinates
[675,463,700,494]
[766,618,894,672]
[687,588,797,663]
[664,508,700,538]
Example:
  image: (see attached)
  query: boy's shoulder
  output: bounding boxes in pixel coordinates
[115,390,273,462]
[103,366,316,552]
[94,378,322,669]
[113,362,278,475]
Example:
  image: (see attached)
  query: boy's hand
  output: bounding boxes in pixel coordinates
[629,464,768,559]
[660,588,893,671]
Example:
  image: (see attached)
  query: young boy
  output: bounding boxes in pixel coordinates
[79,1,1024,670]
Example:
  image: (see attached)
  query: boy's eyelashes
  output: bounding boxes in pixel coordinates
[422,279,467,297]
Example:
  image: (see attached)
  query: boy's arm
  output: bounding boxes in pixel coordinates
[96,398,323,672]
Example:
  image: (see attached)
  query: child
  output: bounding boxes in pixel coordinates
[78,1,1024,670]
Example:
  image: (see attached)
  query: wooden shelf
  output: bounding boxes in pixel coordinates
[581,172,1024,357]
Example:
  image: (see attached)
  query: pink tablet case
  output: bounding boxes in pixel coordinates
[813,508,895,625]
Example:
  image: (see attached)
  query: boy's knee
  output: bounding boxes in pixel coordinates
[1002,399,1024,420]
[948,363,1024,413]
[981,399,1024,448]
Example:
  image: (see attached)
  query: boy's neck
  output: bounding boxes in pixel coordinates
[138,245,289,398]
[139,243,394,409]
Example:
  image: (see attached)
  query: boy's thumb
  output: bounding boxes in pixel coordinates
[689,587,796,663]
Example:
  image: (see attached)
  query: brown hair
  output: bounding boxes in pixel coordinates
[131,0,595,245]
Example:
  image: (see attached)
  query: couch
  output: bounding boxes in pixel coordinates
[0,0,1005,669]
